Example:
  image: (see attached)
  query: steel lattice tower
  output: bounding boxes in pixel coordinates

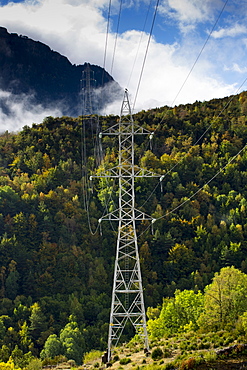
[95,89,157,361]
[81,63,96,116]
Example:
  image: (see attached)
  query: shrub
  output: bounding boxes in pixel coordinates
[179,341,191,351]
[223,337,234,346]
[119,358,131,365]
[163,348,172,358]
[41,355,67,367]
[151,347,163,360]
[187,343,197,351]
[164,362,177,370]
[203,351,217,362]
[179,357,196,370]
[197,342,203,350]
[83,350,102,364]
[67,359,76,367]
[26,359,42,370]
[113,355,120,362]
[235,344,247,354]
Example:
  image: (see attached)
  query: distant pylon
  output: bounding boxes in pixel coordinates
[94,89,158,361]
[81,63,96,115]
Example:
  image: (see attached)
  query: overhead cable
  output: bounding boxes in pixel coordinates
[139,140,247,239]
[127,0,153,89]
[110,0,123,75]
[170,0,229,108]
[139,76,247,210]
[132,0,160,112]
[103,0,112,73]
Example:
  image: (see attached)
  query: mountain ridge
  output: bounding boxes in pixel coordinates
[0,26,122,117]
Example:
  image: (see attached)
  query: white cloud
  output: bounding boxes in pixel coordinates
[159,0,213,24]
[0,0,246,131]
[212,23,247,39]
[158,0,226,33]
[224,63,247,74]
[103,32,236,112]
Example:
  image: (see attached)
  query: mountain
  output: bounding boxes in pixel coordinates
[0,26,122,117]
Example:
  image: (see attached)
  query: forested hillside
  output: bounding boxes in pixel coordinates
[1,91,247,366]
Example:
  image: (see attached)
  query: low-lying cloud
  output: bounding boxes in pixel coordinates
[0,90,62,133]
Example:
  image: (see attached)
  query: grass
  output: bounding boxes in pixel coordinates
[66,330,247,370]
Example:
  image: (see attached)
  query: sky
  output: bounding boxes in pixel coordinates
[0,0,247,131]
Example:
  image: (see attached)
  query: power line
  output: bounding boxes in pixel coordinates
[161,143,247,219]
[127,0,153,89]
[193,76,247,146]
[132,0,160,112]
[138,75,247,211]
[110,0,123,76]
[90,0,246,233]
[149,0,229,133]
[84,0,246,244]
[103,0,112,73]
[170,0,229,108]
[81,122,118,236]
[131,0,228,113]
[138,138,247,239]
[80,66,118,235]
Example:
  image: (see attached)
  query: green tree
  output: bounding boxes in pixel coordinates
[148,289,203,337]
[40,334,63,360]
[199,266,247,331]
[19,321,32,352]
[26,358,42,370]
[29,303,47,342]
[0,186,20,216]
[13,304,29,324]
[5,260,19,300]
[0,317,6,344]
[164,243,195,282]
[11,345,34,368]
[0,344,10,362]
[59,317,85,364]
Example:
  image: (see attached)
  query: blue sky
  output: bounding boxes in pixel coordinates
[0,0,247,129]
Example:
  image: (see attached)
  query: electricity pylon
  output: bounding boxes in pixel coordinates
[81,63,96,116]
[94,89,158,362]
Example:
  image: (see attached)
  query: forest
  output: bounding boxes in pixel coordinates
[1,91,247,368]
